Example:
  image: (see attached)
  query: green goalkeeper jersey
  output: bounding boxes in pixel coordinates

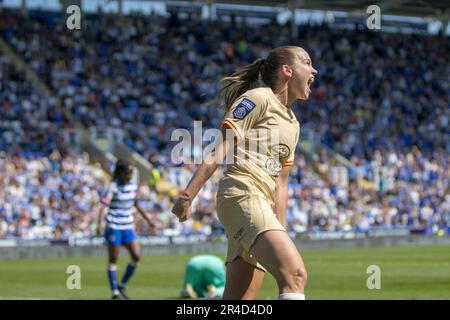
[183,254,226,298]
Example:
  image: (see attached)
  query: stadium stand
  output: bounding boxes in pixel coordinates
[0,8,448,240]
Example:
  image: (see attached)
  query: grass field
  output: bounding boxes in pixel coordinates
[1,244,449,300]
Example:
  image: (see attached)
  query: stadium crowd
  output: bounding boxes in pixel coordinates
[0,9,448,239]
[0,151,217,238]
[0,50,69,158]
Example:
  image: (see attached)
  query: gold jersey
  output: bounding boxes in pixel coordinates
[219,87,300,205]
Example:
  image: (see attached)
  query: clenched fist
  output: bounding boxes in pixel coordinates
[171,192,192,222]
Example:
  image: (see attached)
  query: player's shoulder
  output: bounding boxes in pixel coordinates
[233,87,270,113]
[125,182,138,190]
[109,180,118,189]
[242,87,271,105]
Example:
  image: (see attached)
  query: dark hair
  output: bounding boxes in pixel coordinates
[219,46,301,113]
[113,160,131,181]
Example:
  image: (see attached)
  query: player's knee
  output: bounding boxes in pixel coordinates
[295,266,308,288]
[132,254,140,263]
[289,266,307,291]
[279,265,307,292]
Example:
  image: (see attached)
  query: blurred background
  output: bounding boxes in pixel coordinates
[0,0,449,299]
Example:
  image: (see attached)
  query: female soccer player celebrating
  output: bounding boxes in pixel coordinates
[98,161,155,300]
[172,46,317,300]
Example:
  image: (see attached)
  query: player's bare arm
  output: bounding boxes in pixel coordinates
[97,206,107,236]
[135,202,156,233]
[172,127,234,222]
[185,284,198,299]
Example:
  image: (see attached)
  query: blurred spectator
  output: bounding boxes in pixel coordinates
[0,9,448,239]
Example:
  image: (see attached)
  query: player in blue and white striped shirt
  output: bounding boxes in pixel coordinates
[97,161,155,300]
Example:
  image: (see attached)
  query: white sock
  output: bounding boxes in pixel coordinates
[279,293,305,300]
[108,264,117,271]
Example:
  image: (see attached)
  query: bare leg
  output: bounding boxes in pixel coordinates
[119,240,140,293]
[222,257,265,300]
[107,245,120,264]
[124,240,141,263]
[250,230,307,295]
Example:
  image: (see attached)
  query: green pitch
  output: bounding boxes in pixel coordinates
[1,244,449,300]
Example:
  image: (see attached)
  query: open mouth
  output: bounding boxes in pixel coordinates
[307,77,314,88]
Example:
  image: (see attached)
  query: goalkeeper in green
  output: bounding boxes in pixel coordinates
[180,254,226,299]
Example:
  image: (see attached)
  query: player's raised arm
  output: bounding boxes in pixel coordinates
[97,185,113,236]
[97,205,107,236]
[171,127,233,222]
[135,201,156,233]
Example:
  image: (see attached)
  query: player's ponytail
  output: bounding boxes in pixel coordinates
[219,58,265,113]
[219,46,301,113]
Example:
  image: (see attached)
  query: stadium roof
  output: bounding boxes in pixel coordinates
[171,0,450,19]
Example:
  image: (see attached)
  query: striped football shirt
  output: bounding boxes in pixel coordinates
[101,180,138,230]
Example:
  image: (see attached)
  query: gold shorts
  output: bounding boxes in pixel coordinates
[216,177,285,272]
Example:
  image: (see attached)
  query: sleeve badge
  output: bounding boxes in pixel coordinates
[233,98,256,120]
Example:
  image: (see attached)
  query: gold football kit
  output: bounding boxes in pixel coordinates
[217,87,300,270]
